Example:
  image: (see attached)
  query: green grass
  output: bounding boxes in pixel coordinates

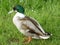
[0,0,60,45]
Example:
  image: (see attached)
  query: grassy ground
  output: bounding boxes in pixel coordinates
[0,0,60,45]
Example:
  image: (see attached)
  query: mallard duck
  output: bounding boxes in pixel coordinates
[8,5,52,44]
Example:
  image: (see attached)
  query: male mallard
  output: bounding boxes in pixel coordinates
[8,5,52,44]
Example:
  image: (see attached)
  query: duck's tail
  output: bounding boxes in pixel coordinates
[39,33,52,39]
[39,35,50,39]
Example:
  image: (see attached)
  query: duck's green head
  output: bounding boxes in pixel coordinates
[8,5,24,14]
[13,5,24,13]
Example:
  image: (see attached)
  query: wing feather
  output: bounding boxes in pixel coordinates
[21,16,45,35]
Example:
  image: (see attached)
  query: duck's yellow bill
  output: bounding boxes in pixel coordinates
[8,10,13,14]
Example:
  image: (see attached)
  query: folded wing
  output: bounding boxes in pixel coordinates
[21,16,46,36]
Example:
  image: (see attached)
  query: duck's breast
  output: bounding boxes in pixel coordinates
[13,16,22,30]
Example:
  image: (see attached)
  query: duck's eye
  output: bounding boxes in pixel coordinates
[13,7,16,10]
